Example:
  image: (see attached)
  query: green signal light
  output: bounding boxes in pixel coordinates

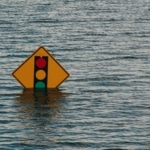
[35,81,46,88]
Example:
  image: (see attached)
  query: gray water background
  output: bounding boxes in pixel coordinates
[0,0,150,149]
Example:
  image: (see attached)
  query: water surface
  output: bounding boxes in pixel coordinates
[0,0,150,149]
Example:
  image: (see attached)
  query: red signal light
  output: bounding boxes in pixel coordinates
[36,57,47,68]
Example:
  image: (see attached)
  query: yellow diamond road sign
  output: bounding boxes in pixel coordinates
[12,46,69,89]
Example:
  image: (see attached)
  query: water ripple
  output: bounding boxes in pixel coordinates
[0,0,150,149]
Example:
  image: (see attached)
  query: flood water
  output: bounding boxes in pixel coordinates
[0,0,150,149]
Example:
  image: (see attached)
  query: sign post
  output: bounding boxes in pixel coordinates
[12,46,69,89]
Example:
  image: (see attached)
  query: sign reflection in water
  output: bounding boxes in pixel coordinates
[16,89,67,118]
[14,89,68,147]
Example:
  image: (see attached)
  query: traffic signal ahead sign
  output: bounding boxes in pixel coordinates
[12,46,69,89]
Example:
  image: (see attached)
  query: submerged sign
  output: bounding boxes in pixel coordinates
[12,46,69,89]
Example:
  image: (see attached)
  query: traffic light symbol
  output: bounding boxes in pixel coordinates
[34,56,48,89]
